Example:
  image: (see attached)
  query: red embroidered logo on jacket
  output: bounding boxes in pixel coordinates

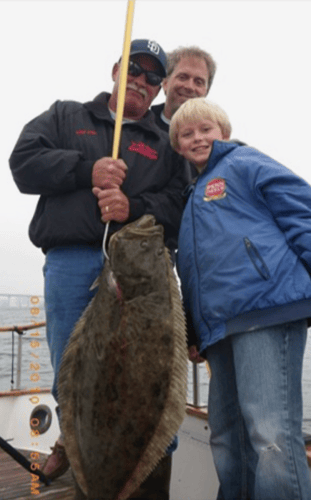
[128,141,158,160]
[204,178,226,201]
[76,129,97,136]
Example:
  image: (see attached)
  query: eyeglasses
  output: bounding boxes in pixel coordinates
[128,61,162,87]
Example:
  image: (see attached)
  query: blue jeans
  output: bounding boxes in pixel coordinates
[205,320,311,500]
[44,246,104,401]
[43,246,177,455]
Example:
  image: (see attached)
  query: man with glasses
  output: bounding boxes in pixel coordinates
[9,39,189,500]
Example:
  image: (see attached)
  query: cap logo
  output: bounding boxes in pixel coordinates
[147,40,160,55]
[204,178,226,202]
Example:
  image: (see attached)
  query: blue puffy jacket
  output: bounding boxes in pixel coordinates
[177,140,311,352]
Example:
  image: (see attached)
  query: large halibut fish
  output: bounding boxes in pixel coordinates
[58,215,188,499]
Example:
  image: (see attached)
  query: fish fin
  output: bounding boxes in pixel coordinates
[89,276,100,291]
[118,246,188,500]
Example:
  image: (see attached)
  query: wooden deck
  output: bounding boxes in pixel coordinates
[1,425,310,500]
[0,448,75,500]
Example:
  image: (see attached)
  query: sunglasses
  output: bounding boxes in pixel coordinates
[128,61,162,87]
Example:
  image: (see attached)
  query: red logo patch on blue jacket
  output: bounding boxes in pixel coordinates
[204,178,226,201]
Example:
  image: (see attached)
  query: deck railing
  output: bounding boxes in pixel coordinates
[1,321,207,407]
[0,322,46,391]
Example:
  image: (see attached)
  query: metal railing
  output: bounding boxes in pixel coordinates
[0,322,46,391]
[1,321,208,407]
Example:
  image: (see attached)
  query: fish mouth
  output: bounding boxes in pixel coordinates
[110,215,157,244]
[133,215,157,230]
[108,215,162,254]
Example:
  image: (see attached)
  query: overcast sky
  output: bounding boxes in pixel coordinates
[1,0,311,295]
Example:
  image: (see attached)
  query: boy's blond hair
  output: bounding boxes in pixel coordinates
[169,97,232,152]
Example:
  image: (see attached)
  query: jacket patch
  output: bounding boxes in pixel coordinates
[204,178,226,201]
[76,129,97,136]
[128,141,158,160]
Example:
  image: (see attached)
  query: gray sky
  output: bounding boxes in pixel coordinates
[1,0,311,295]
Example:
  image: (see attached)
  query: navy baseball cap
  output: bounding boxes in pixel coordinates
[129,39,167,77]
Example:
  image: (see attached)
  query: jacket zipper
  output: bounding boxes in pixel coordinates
[244,237,270,280]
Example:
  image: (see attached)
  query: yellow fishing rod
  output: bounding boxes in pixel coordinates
[112,0,135,159]
[102,0,135,259]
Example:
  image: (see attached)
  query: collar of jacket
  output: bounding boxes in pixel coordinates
[84,92,162,139]
[151,102,165,117]
[202,139,247,174]
[183,140,247,203]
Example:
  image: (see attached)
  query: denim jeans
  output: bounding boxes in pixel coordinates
[43,246,178,455]
[205,320,311,500]
[44,246,104,401]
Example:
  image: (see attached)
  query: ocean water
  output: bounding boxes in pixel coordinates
[0,295,311,435]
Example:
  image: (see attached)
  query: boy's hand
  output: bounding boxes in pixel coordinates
[188,345,205,364]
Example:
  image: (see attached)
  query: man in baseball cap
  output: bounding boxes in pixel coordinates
[109,39,167,120]
[129,39,167,76]
[10,37,187,500]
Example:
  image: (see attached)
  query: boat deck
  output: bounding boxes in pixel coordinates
[0,448,75,500]
[1,435,311,500]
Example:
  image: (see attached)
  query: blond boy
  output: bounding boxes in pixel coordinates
[170,97,231,171]
[171,97,311,499]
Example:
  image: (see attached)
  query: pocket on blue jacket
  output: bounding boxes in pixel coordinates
[244,237,270,280]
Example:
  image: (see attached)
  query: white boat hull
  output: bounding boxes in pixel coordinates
[0,390,59,454]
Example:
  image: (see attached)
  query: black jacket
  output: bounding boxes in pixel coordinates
[9,93,191,252]
[151,103,198,180]
[151,103,168,132]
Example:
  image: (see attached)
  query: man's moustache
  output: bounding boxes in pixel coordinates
[126,83,148,99]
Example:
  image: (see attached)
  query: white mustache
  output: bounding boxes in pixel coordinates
[127,83,148,99]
